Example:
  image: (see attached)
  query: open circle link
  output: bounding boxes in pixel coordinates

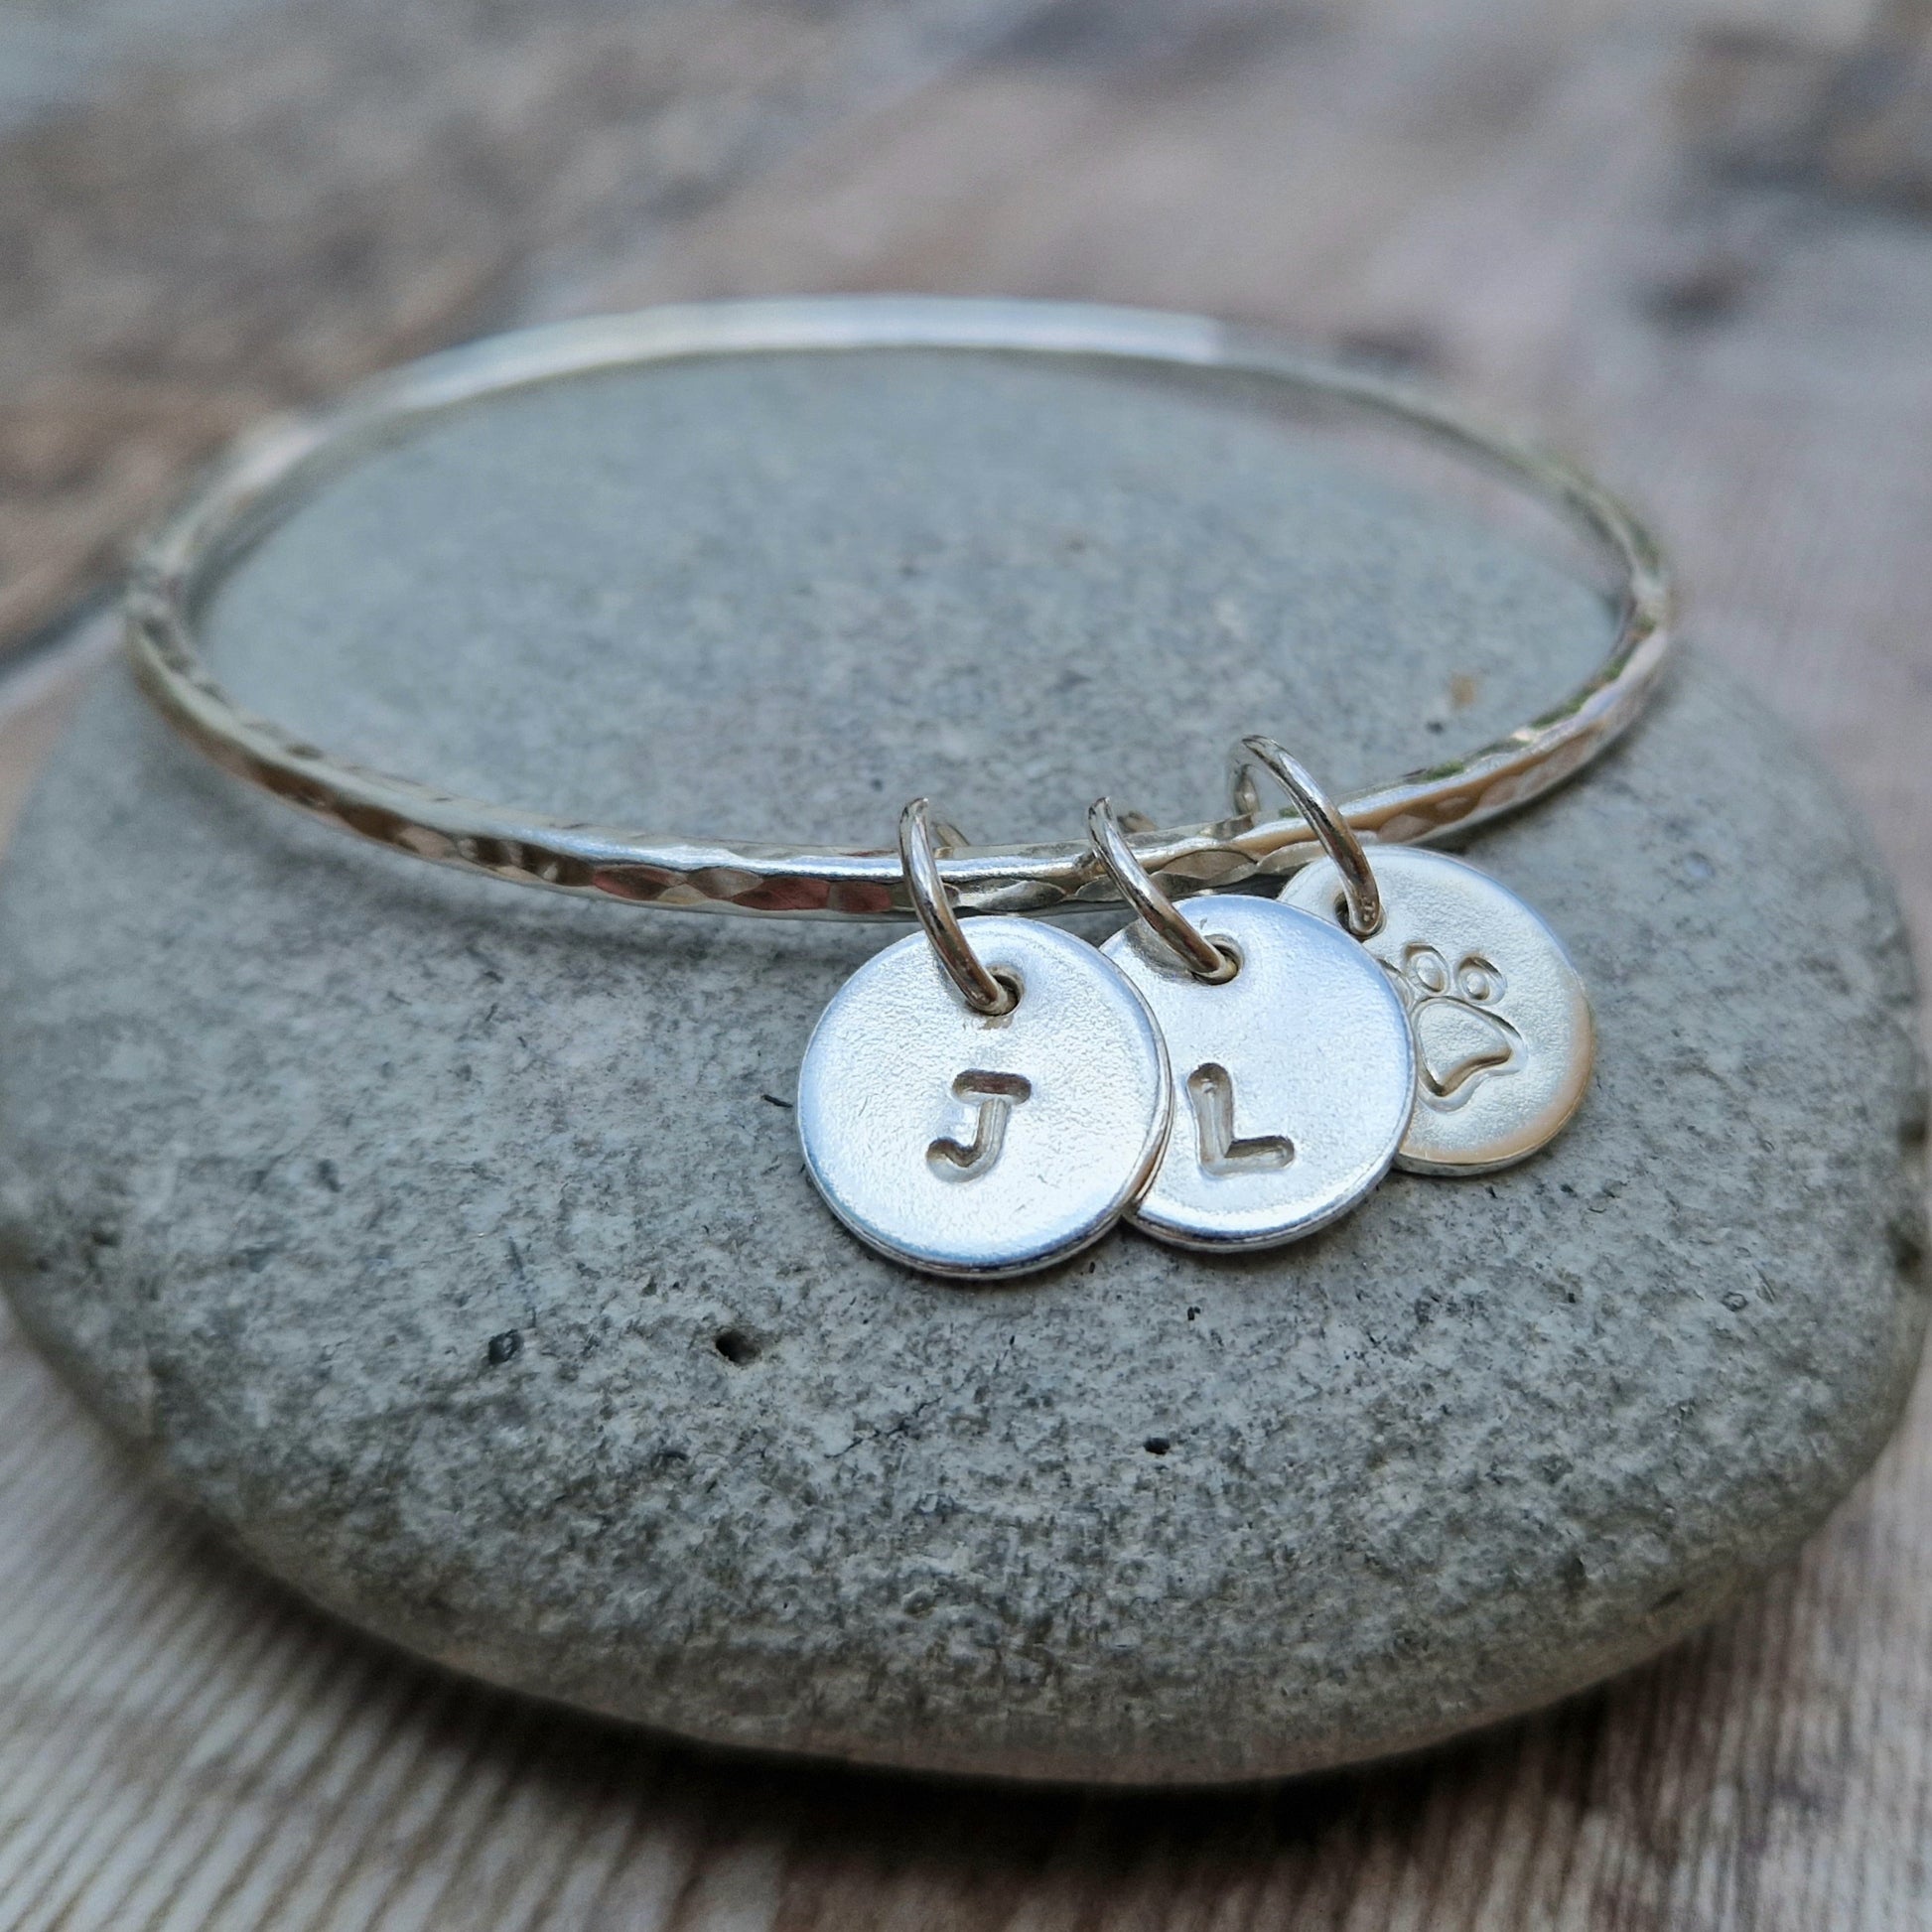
[1086,798,1238,983]
[899,799,1016,1015]
[1230,737,1384,938]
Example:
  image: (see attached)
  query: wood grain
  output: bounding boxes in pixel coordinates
[1,0,1929,1925]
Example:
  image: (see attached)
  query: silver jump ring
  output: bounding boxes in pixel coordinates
[898,799,1015,1015]
[1087,797,1238,983]
[1231,737,1384,938]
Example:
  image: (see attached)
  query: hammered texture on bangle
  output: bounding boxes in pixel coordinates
[125,296,1673,921]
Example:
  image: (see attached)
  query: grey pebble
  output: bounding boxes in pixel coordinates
[0,349,1923,1782]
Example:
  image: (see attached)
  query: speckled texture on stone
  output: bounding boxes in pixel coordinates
[0,352,1924,1785]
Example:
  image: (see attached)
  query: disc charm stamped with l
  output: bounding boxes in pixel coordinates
[797,917,1171,1279]
[1281,846,1594,1174]
[1100,895,1415,1250]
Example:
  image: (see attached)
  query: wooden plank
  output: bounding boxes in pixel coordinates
[0,0,1929,1925]
[0,0,1050,642]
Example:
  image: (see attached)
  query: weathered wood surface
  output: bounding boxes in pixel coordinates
[1,0,1930,1926]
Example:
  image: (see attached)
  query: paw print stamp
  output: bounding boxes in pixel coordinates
[1280,844,1593,1174]
[1392,943,1523,1112]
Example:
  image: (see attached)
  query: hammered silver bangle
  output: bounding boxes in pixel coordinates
[125,295,1673,922]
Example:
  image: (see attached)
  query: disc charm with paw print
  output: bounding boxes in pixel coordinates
[1281,847,1593,1174]
[797,918,1171,1279]
[1100,896,1415,1250]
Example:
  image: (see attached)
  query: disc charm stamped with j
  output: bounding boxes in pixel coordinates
[1281,846,1594,1174]
[1100,895,1415,1250]
[797,917,1171,1279]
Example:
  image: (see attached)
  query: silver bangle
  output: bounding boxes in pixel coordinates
[125,295,1673,923]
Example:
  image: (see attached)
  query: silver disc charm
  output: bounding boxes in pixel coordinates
[1281,847,1593,1175]
[797,917,1170,1279]
[1100,895,1414,1251]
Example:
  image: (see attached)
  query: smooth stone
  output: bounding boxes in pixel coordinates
[0,350,1924,1785]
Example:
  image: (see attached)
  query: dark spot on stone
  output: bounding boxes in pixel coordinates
[1888,1205,1926,1278]
[1561,1551,1588,1596]
[1333,323,1447,377]
[88,1226,119,1247]
[1144,1437,1172,1456]
[486,1329,522,1366]
[714,1327,759,1366]
[1186,1306,1200,1321]
[760,1093,793,1110]
[993,0,1168,69]
[1650,1587,1686,1614]
[1426,718,1446,734]
[1643,261,1753,330]
[1722,1290,1750,1312]
[316,1159,342,1191]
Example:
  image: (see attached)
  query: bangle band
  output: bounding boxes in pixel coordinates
[125,295,1672,923]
